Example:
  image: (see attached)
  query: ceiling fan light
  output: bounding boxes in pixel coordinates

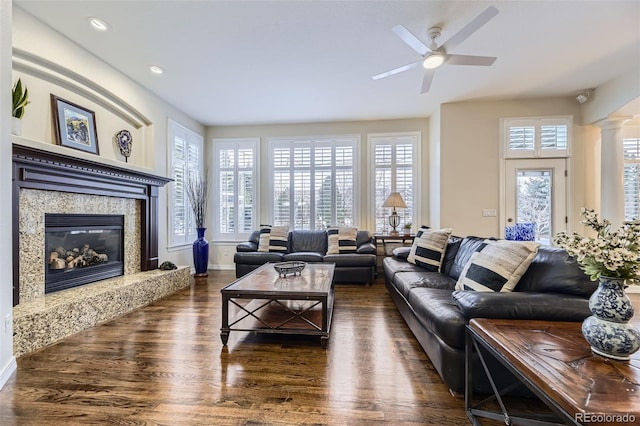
[423,53,445,69]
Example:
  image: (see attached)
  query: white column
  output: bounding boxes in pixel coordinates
[597,117,632,228]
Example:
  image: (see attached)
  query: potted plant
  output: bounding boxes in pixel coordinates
[403,222,412,236]
[12,78,30,136]
[554,208,640,360]
[185,175,209,277]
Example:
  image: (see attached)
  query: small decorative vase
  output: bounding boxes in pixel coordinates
[11,117,22,136]
[192,227,209,277]
[581,276,640,360]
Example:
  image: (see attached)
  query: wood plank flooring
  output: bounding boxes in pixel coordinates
[0,271,477,425]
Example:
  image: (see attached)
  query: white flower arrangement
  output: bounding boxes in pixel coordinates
[553,208,640,281]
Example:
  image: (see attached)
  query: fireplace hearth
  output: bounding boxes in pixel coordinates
[45,213,124,294]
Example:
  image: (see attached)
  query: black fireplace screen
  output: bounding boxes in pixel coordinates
[45,213,124,294]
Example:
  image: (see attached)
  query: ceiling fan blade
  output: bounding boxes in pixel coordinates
[372,59,423,80]
[446,54,497,66]
[441,5,499,52]
[392,25,430,56]
[420,69,436,94]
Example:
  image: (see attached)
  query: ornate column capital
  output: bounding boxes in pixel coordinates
[595,116,634,131]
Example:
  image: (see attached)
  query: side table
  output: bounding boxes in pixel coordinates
[466,314,640,426]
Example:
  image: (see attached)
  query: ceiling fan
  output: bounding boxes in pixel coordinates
[372,5,499,94]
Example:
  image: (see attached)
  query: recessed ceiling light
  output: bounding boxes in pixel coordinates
[149,65,164,75]
[88,17,110,31]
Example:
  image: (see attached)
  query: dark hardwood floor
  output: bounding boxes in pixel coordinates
[0,271,474,425]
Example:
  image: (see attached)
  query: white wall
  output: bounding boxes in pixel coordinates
[206,117,429,268]
[11,7,205,274]
[0,0,17,390]
[439,97,590,238]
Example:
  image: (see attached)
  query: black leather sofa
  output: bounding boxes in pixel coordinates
[234,230,377,284]
[383,235,598,394]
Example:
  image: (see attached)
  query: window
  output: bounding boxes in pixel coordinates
[269,136,357,229]
[167,120,203,248]
[503,116,572,158]
[624,137,640,220]
[213,138,259,240]
[369,133,420,233]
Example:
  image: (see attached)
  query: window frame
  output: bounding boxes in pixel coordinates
[502,116,573,158]
[266,135,360,230]
[368,132,421,234]
[212,137,260,241]
[167,119,204,249]
[623,128,640,221]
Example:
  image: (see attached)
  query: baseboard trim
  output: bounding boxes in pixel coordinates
[0,355,17,390]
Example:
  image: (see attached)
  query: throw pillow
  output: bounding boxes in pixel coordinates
[455,239,540,292]
[257,225,289,252]
[327,227,358,254]
[407,227,453,272]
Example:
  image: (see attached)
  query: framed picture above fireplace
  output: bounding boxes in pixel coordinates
[51,94,99,155]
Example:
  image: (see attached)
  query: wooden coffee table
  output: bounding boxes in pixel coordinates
[465,300,640,425]
[220,263,335,348]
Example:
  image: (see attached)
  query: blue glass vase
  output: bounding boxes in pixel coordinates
[193,227,209,277]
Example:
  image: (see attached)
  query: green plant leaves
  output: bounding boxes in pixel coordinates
[12,78,30,119]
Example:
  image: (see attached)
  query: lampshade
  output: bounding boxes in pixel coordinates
[382,192,406,209]
[422,52,445,69]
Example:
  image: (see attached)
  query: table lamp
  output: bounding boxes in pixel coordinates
[382,192,406,235]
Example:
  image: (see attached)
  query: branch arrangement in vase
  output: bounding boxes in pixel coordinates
[185,176,208,229]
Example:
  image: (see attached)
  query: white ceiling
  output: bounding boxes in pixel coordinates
[14,0,640,126]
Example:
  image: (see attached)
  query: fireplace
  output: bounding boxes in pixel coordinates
[45,213,124,294]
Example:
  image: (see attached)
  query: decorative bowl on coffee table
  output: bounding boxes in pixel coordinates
[273,261,306,277]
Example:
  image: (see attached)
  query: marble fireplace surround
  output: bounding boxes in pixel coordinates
[12,142,189,356]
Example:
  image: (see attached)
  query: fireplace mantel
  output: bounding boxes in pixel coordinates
[12,143,172,306]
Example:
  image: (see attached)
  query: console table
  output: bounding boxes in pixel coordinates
[466,305,640,425]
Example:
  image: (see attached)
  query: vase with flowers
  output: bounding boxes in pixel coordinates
[554,208,640,360]
[186,175,208,277]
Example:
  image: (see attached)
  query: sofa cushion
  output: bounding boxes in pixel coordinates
[449,236,493,280]
[327,227,358,254]
[323,253,375,267]
[394,271,456,298]
[407,227,452,272]
[441,236,463,276]
[407,288,468,350]
[515,246,598,296]
[233,252,284,265]
[455,240,540,292]
[258,225,289,253]
[290,230,328,254]
[452,291,591,321]
[283,252,324,263]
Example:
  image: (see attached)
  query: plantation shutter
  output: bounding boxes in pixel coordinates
[504,117,571,158]
[213,139,258,240]
[624,138,640,221]
[371,134,417,233]
[270,137,356,229]
[168,120,203,247]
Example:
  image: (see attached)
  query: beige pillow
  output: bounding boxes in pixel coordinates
[257,225,289,252]
[327,227,358,254]
[455,239,540,292]
[407,227,452,272]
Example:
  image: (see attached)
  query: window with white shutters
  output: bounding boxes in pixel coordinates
[268,136,357,230]
[369,133,419,233]
[213,138,259,241]
[624,138,640,221]
[168,120,204,248]
[503,116,572,158]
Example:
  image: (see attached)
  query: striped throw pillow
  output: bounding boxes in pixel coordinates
[407,227,452,272]
[257,225,289,253]
[327,227,358,254]
[455,239,540,292]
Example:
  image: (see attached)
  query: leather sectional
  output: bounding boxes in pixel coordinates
[383,235,598,393]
